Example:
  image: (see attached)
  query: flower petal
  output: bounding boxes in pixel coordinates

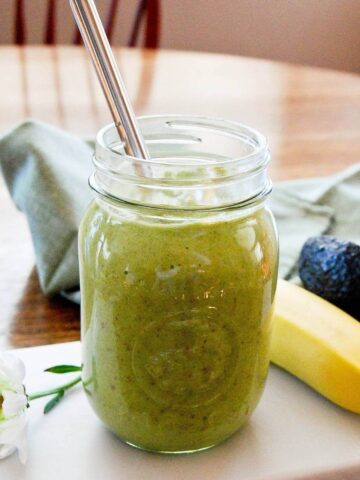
[2,390,27,418]
[0,353,25,387]
[0,443,16,460]
[0,352,27,463]
[0,413,27,463]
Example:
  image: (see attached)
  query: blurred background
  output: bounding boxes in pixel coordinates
[1,0,360,73]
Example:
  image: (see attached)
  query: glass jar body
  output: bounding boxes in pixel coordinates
[79,198,278,453]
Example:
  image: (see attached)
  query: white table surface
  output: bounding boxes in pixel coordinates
[1,342,360,480]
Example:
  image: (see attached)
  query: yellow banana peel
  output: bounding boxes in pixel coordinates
[271,279,360,414]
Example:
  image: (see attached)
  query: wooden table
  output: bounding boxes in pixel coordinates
[1,46,360,350]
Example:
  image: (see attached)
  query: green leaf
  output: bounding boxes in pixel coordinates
[44,365,82,374]
[44,390,65,414]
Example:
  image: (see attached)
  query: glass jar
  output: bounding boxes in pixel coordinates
[79,115,278,453]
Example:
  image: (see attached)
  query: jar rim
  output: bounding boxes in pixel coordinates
[96,114,268,168]
[92,114,271,210]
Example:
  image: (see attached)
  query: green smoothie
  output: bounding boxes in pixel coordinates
[79,198,278,452]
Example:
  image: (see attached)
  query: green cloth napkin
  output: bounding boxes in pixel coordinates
[1,120,359,303]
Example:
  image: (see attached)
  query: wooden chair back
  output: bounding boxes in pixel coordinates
[14,0,161,47]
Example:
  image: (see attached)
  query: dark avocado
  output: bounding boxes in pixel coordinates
[299,236,360,320]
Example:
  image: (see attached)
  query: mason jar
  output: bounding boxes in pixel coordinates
[79,115,279,453]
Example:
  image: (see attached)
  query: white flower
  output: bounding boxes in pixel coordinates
[0,352,28,463]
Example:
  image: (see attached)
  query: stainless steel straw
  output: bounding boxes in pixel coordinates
[69,0,151,161]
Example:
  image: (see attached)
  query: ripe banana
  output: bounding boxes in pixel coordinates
[271,279,360,414]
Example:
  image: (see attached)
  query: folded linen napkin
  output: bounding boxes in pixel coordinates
[1,121,359,303]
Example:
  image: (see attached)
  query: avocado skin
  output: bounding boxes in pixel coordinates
[299,236,360,320]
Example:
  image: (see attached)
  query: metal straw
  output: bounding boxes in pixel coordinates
[69,0,151,161]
